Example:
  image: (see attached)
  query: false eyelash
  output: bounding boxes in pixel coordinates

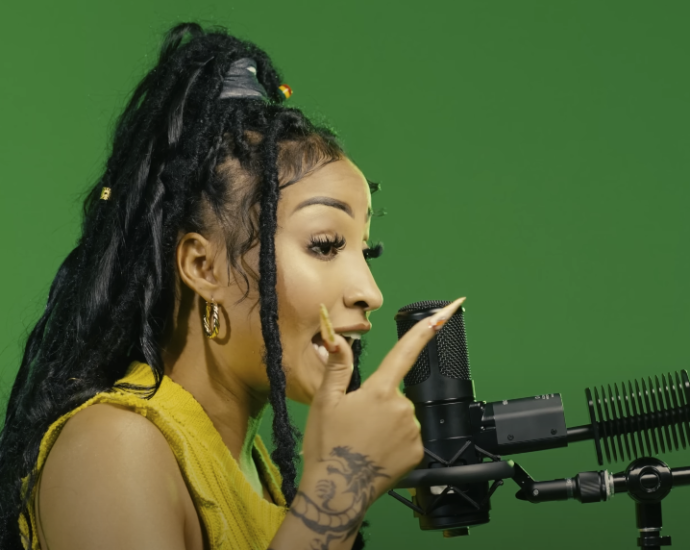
[308,234,347,257]
[372,207,387,218]
[363,241,383,261]
[367,180,381,193]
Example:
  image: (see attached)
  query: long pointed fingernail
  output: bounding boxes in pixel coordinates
[428,297,466,332]
[319,303,338,348]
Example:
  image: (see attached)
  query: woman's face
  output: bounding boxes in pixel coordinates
[221,158,383,405]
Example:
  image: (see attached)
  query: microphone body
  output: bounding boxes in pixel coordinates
[395,301,487,530]
[395,301,568,533]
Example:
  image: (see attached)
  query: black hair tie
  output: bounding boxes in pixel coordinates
[219,57,292,100]
[219,58,268,99]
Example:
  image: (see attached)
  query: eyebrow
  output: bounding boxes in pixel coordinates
[292,196,373,221]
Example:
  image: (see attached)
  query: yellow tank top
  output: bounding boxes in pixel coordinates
[19,361,288,549]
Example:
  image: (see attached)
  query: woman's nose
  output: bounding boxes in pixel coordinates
[343,259,384,313]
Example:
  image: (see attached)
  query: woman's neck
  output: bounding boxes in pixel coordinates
[163,331,268,458]
[163,289,271,495]
[165,352,269,496]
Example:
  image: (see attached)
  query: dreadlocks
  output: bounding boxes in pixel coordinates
[0,23,369,549]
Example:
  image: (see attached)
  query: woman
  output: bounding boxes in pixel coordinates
[0,23,464,550]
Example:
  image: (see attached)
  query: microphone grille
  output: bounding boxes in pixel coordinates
[395,300,472,384]
[396,317,432,386]
[398,300,450,313]
[437,311,471,380]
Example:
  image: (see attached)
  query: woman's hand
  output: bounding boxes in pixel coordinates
[305,300,465,501]
[270,298,465,550]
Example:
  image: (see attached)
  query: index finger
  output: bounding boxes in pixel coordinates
[364,297,466,391]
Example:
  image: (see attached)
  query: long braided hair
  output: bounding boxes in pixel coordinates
[0,23,370,549]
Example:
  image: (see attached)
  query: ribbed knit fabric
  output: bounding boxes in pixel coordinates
[20,361,288,549]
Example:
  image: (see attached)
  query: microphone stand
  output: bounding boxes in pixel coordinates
[513,457,690,549]
[391,456,690,548]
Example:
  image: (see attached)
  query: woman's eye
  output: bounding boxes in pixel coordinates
[308,235,346,258]
[312,243,336,256]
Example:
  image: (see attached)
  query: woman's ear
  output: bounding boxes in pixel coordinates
[176,232,224,302]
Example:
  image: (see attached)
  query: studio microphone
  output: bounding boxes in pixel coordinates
[393,300,566,535]
[391,300,690,538]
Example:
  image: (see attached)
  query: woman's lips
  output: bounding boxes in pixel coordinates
[311,322,370,363]
[335,322,371,335]
[311,331,360,363]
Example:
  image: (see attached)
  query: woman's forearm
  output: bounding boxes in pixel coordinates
[269,446,382,550]
[269,500,363,550]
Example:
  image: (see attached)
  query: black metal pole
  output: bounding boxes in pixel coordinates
[635,502,669,549]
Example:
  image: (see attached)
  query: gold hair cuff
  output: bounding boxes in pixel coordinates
[100,187,112,201]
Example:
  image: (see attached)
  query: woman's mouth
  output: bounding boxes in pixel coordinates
[311,331,359,362]
[311,332,327,362]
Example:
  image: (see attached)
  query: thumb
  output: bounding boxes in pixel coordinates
[315,333,355,400]
[314,304,355,401]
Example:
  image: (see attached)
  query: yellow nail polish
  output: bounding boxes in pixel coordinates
[429,317,448,331]
[319,304,337,345]
[428,297,466,332]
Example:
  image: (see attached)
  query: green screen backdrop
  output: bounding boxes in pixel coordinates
[1,1,689,549]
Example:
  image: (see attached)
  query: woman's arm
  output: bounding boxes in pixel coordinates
[37,404,202,550]
[269,299,467,550]
[268,467,367,550]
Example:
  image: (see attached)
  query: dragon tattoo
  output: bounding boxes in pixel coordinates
[290,446,389,550]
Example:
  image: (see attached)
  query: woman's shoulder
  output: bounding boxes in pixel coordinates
[47,402,172,464]
[41,403,184,503]
[36,403,202,550]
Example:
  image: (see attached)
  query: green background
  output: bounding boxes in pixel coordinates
[1,1,689,548]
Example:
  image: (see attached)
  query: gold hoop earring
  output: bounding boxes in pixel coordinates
[203,299,220,339]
